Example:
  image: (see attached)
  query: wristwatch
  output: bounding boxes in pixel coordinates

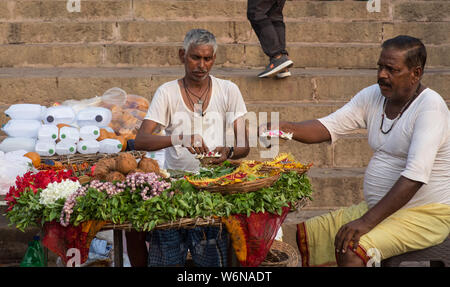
[227,147,234,159]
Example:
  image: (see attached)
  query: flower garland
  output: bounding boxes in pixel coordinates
[5,169,77,212]
[60,172,171,227]
[39,179,81,206]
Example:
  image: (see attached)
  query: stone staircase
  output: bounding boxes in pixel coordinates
[0,0,449,264]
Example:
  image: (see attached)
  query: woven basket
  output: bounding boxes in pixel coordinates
[225,160,311,177]
[41,150,146,165]
[101,216,222,231]
[260,240,299,267]
[195,173,281,195]
[259,166,311,176]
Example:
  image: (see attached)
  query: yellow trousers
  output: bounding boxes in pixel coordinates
[297,202,450,267]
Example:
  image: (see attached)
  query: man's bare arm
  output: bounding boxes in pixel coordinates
[362,176,423,228]
[280,120,332,144]
[261,119,331,144]
[231,116,250,159]
[134,120,173,151]
[135,119,210,154]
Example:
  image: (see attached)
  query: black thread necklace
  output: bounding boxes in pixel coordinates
[183,77,211,105]
[380,84,422,134]
[182,77,211,116]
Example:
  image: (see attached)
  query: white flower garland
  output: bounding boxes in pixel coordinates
[39,179,81,206]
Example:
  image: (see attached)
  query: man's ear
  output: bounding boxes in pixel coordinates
[412,66,423,84]
[179,49,186,64]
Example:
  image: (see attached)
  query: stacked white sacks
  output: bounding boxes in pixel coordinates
[77,107,113,154]
[55,141,77,155]
[1,103,121,155]
[79,125,100,141]
[76,107,112,128]
[41,105,78,156]
[99,138,123,154]
[77,140,100,154]
[0,104,46,153]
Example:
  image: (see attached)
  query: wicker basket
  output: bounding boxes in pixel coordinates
[259,165,311,176]
[259,240,299,267]
[101,216,222,231]
[41,150,146,166]
[193,173,281,195]
[225,160,311,177]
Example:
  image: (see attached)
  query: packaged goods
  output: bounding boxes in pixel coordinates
[0,150,33,195]
[35,140,56,156]
[55,141,77,155]
[80,125,100,140]
[4,104,47,120]
[43,106,76,125]
[124,94,150,112]
[77,140,99,154]
[101,87,127,106]
[0,137,36,153]
[38,124,59,141]
[98,138,122,154]
[62,96,102,114]
[76,107,112,127]
[59,126,80,142]
[1,119,42,138]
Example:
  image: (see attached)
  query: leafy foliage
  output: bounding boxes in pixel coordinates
[6,170,313,232]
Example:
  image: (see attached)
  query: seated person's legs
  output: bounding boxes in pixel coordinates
[147,229,189,267]
[125,230,148,267]
[297,202,368,267]
[356,203,450,265]
[188,226,229,267]
[298,202,450,267]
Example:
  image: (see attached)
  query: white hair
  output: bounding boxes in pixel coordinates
[183,29,217,55]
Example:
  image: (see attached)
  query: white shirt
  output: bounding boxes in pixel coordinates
[319,84,450,209]
[145,76,247,173]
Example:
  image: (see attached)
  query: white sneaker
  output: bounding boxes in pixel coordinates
[276,70,291,79]
[258,55,294,78]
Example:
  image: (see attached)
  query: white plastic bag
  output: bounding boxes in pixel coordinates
[80,125,100,140]
[35,140,56,156]
[99,138,122,154]
[43,106,76,125]
[55,141,77,155]
[59,126,80,142]
[38,124,59,141]
[1,120,42,138]
[0,137,36,153]
[62,96,102,115]
[102,87,127,106]
[77,140,99,154]
[76,107,112,127]
[0,150,33,195]
[4,104,47,120]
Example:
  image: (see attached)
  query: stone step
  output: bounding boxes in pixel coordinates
[0,67,448,105]
[2,20,449,45]
[1,42,449,69]
[1,0,448,22]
